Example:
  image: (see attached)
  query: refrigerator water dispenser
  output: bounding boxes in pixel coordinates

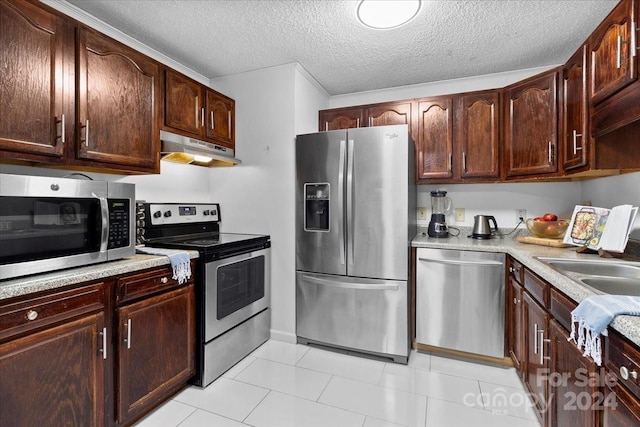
[304,183,329,231]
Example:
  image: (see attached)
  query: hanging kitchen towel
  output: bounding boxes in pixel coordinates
[136,247,192,285]
[569,294,640,366]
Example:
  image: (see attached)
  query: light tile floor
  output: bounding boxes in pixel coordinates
[133,340,542,427]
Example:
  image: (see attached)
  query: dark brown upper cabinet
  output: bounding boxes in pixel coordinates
[76,26,160,172]
[0,0,71,160]
[503,69,560,178]
[318,101,411,132]
[416,97,454,181]
[366,102,412,128]
[455,91,501,181]
[589,0,637,105]
[164,69,236,149]
[562,45,590,172]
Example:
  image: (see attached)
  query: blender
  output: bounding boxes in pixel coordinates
[427,190,451,238]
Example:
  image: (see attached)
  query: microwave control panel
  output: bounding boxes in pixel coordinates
[107,199,131,249]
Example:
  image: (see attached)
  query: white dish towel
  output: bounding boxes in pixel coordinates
[136,247,192,285]
[569,294,640,366]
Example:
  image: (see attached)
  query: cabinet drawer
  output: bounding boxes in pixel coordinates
[549,287,577,332]
[117,263,193,304]
[0,282,105,341]
[508,257,524,284]
[606,331,640,399]
[524,269,549,308]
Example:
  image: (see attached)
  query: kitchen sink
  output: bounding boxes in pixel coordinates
[543,259,640,279]
[537,257,640,296]
[580,277,640,297]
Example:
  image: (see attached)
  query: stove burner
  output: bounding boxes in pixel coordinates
[186,238,220,245]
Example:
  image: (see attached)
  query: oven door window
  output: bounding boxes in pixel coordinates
[217,255,265,319]
[0,196,102,265]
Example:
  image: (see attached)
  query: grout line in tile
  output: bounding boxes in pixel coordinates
[240,389,272,425]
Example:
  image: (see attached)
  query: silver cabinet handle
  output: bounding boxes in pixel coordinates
[534,323,539,354]
[572,130,583,154]
[211,111,215,130]
[82,120,89,147]
[325,122,329,131]
[26,310,38,321]
[201,107,205,128]
[369,117,373,126]
[195,96,199,127]
[448,153,452,172]
[541,331,551,365]
[100,327,107,360]
[462,151,467,172]
[632,21,638,57]
[356,118,360,128]
[227,111,231,134]
[56,114,65,143]
[548,141,552,164]
[124,318,132,349]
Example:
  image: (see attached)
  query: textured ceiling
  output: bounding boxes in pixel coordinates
[67,0,618,95]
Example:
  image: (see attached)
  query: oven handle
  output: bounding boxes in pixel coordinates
[302,275,399,291]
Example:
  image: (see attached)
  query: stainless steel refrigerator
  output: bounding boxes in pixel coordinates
[295,124,416,363]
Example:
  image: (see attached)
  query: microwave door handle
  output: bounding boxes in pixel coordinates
[99,197,109,253]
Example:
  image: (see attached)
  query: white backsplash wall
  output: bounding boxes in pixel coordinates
[581,172,640,240]
[417,181,583,230]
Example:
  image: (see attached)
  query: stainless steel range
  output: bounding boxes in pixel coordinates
[139,203,270,387]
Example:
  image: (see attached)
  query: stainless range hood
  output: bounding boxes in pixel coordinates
[160,130,241,166]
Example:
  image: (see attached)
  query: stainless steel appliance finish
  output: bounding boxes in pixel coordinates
[160,130,241,166]
[416,248,505,359]
[0,173,135,280]
[471,215,499,239]
[139,203,270,387]
[295,125,416,363]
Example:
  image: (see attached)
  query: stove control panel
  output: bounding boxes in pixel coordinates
[146,203,220,226]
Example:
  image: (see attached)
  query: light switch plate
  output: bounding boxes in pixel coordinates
[454,208,465,222]
[418,207,427,220]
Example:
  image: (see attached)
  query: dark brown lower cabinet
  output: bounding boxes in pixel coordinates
[116,283,195,426]
[523,290,550,424]
[0,282,108,427]
[603,377,640,427]
[548,319,600,427]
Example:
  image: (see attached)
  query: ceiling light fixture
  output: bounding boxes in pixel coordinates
[356,0,421,30]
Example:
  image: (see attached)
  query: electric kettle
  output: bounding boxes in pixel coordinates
[472,215,498,239]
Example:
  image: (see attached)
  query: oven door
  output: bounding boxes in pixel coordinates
[204,247,270,341]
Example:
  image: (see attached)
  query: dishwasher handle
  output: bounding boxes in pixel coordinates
[302,275,399,291]
[418,257,504,267]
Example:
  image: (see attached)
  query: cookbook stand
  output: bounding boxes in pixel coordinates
[576,245,624,258]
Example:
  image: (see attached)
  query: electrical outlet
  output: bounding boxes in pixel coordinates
[417,207,427,221]
[516,209,527,222]
[454,208,465,222]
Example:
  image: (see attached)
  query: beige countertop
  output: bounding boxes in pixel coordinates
[412,228,640,347]
[0,251,200,301]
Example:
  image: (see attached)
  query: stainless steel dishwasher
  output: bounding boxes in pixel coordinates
[416,248,505,359]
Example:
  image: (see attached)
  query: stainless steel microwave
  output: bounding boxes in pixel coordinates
[0,173,135,280]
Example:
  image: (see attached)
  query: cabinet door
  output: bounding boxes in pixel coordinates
[416,97,454,181]
[318,107,365,131]
[603,378,640,427]
[205,89,234,147]
[165,70,203,135]
[523,291,550,422]
[508,277,524,372]
[589,0,637,105]
[548,319,600,427]
[77,26,160,171]
[117,284,195,424]
[503,71,558,177]
[456,92,500,179]
[0,313,106,427]
[0,0,68,158]
[366,102,412,127]
[562,45,589,171]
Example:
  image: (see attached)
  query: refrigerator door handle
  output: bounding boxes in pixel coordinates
[346,139,355,266]
[301,275,399,291]
[338,140,346,265]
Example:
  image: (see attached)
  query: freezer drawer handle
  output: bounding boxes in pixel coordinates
[302,275,399,291]
[418,257,503,267]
